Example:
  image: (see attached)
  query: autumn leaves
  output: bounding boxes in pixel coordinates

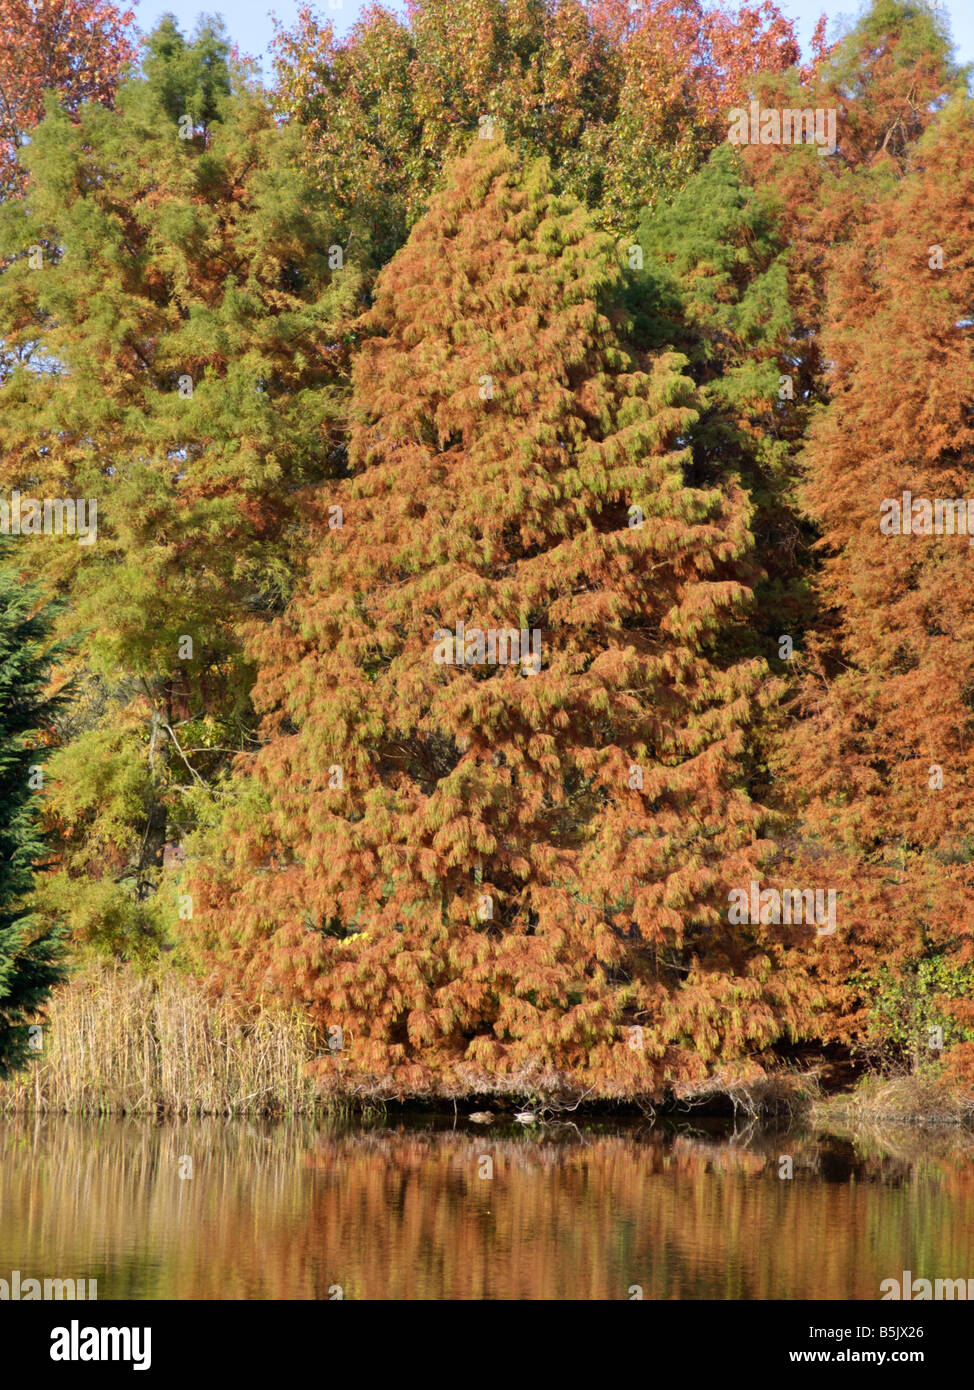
[2,1,973,1099]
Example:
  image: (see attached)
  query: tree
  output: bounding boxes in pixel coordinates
[778,96,974,1079]
[737,0,962,369]
[140,11,231,128]
[0,543,68,1077]
[0,18,361,956]
[677,0,973,1076]
[581,0,799,230]
[271,0,800,270]
[633,142,814,664]
[0,0,136,199]
[191,138,816,1101]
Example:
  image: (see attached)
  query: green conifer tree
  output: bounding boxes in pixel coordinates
[0,19,360,956]
[633,145,813,656]
[0,546,68,1077]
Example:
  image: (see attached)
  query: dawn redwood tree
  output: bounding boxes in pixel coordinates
[681,2,971,1075]
[738,0,961,380]
[0,19,361,955]
[779,97,974,1079]
[192,138,818,1099]
[0,545,68,1077]
[0,0,136,199]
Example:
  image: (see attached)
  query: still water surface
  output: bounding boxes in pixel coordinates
[1,1115,972,1299]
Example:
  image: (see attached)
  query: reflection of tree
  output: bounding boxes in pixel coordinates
[0,1119,971,1300]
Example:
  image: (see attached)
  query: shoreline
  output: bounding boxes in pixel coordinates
[4,962,971,1124]
[3,1075,973,1127]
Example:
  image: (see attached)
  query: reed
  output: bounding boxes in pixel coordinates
[811,1073,974,1129]
[0,961,324,1116]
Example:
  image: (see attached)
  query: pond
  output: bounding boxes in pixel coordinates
[1,1114,972,1299]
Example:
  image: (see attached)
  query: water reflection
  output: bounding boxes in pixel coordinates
[1,1115,971,1299]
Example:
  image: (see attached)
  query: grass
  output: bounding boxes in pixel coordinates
[0,960,324,1116]
[811,1072,974,1129]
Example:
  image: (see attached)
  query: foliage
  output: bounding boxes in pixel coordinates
[0,0,136,199]
[271,0,801,268]
[777,94,974,1076]
[633,142,815,669]
[861,953,974,1071]
[189,137,817,1097]
[0,0,971,1100]
[0,18,361,959]
[0,544,69,1076]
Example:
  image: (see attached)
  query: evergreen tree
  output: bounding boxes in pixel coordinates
[192,138,815,1100]
[141,12,231,128]
[634,143,814,664]
[0,19,361,955]
[0,545,68,1077]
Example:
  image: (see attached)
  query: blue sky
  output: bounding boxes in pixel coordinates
[132,0,974,78]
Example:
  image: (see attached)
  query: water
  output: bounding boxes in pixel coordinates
[1,1115,972,1299]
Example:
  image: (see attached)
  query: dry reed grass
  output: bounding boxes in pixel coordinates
[811,1073,974,1129]
[0,961,324,1116]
